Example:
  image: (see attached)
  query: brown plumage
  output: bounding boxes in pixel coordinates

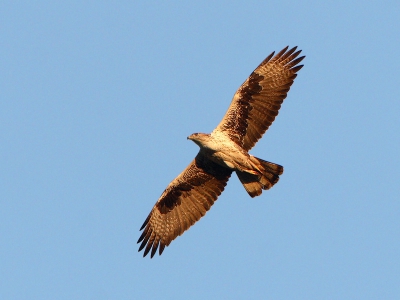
[215,46,304,150]
[138,46,305,257]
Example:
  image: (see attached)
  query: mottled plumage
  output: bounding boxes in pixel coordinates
[215,46,304,150]
[138,46,305,257]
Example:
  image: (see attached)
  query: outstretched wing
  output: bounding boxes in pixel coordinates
[138,152,232,258]
[214,46,305,151]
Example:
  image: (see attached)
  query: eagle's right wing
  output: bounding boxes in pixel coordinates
[214,46,304,151]
[138,153,232,258]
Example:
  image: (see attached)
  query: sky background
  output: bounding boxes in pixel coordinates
[1,1,399,299]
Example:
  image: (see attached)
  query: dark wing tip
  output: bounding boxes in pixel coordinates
[291,64,304,73]
[258,51,275,68]
[138,237,147,252]
[267,46,304,67]
[290,56,305,67]
[280,45,290,54]
[137,229,147,244]
[139,214,150,231]
[143,244,151,257]
[159,243,166,255]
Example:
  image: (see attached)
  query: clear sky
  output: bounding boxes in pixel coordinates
[1,1,399,299]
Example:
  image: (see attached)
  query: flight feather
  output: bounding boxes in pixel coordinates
[138,46,304,258]
[137,153,232,258]
[214,46,304,150]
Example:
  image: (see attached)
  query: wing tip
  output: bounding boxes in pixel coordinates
[138,236,167,258]
[291,64,304,73]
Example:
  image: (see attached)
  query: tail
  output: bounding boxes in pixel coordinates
[236,157,283,198]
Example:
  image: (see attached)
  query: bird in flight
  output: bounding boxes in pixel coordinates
[138,46,305,258]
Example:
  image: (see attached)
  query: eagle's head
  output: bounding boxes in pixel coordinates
[187,133,211,148]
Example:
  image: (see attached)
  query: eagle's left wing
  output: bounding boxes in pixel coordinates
[214,46,305,151]
[138,152,232,258]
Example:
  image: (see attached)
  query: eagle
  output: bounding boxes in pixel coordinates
[138,46,305,258]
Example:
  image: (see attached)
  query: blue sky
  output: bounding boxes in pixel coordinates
[1,1,399,299]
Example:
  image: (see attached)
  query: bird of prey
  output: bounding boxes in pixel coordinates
[138,46,305,258]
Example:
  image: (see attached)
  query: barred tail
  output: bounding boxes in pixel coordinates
[236,157,283,198]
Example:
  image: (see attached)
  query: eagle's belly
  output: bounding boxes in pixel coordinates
[206,146,252,172]
[200,131,253,172]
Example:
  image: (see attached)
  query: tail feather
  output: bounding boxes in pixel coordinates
[237,157,283,198]
[255,157,284,175]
